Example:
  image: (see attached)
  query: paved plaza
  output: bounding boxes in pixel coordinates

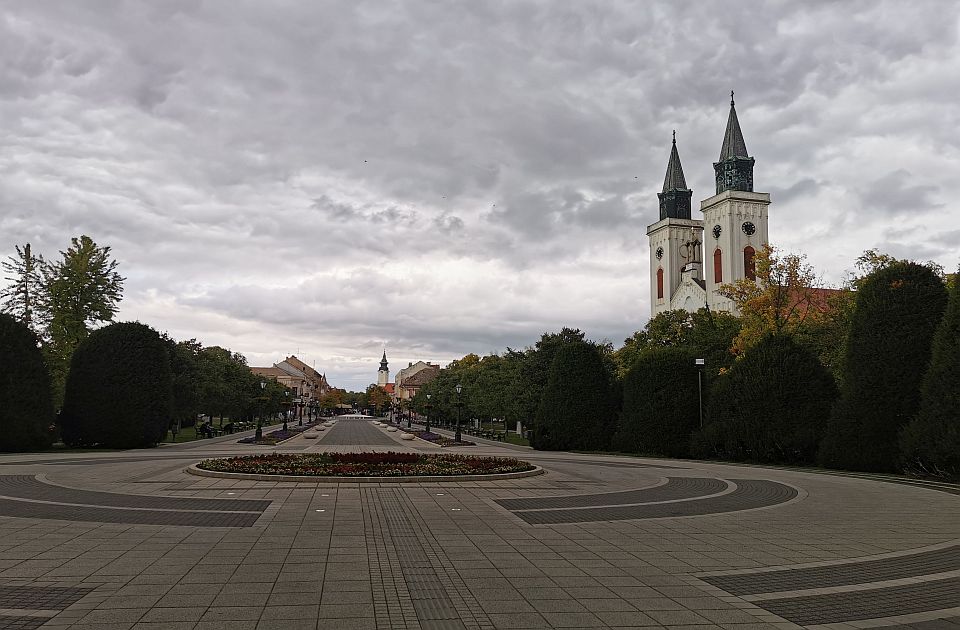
[0,417,958,630]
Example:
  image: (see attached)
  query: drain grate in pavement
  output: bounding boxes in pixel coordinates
[0,585,90,610]
[760,576,960,625]
[495,477,727,511]
[702,545,960,595]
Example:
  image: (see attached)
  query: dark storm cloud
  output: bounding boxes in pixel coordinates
[2,0,959,389]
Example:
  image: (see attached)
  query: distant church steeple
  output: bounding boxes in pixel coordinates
[658,131,692,220]
[377,350,389,388]
[713,92,755,194]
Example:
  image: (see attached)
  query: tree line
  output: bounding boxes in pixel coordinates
[408,248,959,481]
[1,238,346,450]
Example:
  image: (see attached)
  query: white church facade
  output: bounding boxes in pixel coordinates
[647,94,770,317]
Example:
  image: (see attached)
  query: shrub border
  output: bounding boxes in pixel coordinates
[185,462,544,483]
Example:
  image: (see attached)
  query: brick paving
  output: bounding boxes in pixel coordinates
[0,416,955,629]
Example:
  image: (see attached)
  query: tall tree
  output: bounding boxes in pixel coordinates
[0,243,46,334]
[532,341,617,451]
[44,236,125,401]
[819,261,948,472]
[900,264,960,480]
[719,245,825,356]
[0,314,55,452]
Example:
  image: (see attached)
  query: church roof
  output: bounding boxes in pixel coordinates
[661,132,688,192]
[718,93,749,160]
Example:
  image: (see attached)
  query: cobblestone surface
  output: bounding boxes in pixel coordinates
[0,416,954,629]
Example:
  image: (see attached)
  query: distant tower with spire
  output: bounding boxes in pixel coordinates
[377,350,389,388]
[702,91,769,313]
[646,92,770,316]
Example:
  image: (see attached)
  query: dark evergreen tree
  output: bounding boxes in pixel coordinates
[0,314,54,451]
[614,347,699,457]
[900,268,960,480]
[819,262,948,472]
[59,322,172,448]
[532,341,617,451]
[693,334,837,464]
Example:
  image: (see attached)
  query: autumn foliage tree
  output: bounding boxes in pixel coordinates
[718,245,827,356]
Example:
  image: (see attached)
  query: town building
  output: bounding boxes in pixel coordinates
[647,93,769,316]
[394,360,440,401]
[250,355,333,414]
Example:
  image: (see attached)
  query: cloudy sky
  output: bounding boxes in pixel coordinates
[2,1,959,390]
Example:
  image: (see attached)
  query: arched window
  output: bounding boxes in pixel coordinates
[713,249,723,283]
[744,246,756,280]
[656,267,664,299]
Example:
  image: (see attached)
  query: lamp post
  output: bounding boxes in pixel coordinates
[695,359,705,429]
[406,399,412,429]
[425,394,432,434]
[256,381,266,441]
[455,383,463,443]
[283,390,289,432]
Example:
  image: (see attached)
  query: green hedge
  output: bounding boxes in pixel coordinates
[0,314,54,452]
[819,262,947,472]
[900,266,960,480]
[614,347,699,457]
[60,322,172,448]
[693,335,837,464]
[532,342,617,451]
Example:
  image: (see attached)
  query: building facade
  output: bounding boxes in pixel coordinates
[250,355,332,412]
[394,361,440,401]
[647,94,770,316]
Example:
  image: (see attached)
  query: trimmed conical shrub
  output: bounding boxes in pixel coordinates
[0,314,54,451]
[900,269,960,479]
[532,341,617,451]
[819,262,948,472]
[614,347,699,457]
[60,321,172,448]
[693,334,836,464]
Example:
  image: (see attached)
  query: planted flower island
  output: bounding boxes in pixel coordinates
[189,452,542,482]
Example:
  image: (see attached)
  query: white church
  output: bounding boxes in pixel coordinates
[647,93,769,316]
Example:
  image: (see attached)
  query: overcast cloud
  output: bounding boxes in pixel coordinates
[2,1,959,390]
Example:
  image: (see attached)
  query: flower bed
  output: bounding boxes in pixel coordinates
[196,452,534,477]
[399,428,475,447]
[237,421,320,445]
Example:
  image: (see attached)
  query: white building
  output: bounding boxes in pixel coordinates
[647,94,770,316]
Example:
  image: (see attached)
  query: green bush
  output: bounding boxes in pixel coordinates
[0,314,54,451]
[819,262,948,472]
[900,267,960,480]
[532,342,617,451]
[59,322,173,448]
[614,347,699,457]
[692,335,836,464]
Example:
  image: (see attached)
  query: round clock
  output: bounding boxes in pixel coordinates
[712,224,722,239]
[741,221,756,236]
[655,246,664,260]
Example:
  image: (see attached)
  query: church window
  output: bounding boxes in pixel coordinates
[713,249,723,283]
[744,246,756,280]
[656,268,664,299]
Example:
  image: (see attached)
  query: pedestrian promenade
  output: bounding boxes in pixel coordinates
[0,417,957,629]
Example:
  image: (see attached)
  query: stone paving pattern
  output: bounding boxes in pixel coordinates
[0,417,955,629]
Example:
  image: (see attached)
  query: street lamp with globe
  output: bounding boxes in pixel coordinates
[455,383,463,443]
[256,381,266,441]
[425,394,432,434]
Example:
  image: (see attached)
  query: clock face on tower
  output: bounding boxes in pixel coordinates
[741,221,756,236]
[712,224,722,239]
[655,246,664,260]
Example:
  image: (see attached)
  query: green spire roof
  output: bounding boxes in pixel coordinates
[662,131,688,192]
[719,91,749,160]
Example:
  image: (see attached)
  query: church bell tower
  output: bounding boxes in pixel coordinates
[377,350,389,388]
[646,132,704,317]
[702,92,770,313]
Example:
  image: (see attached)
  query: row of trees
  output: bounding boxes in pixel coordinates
[1,237,124,405]
[409,248,958,480]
